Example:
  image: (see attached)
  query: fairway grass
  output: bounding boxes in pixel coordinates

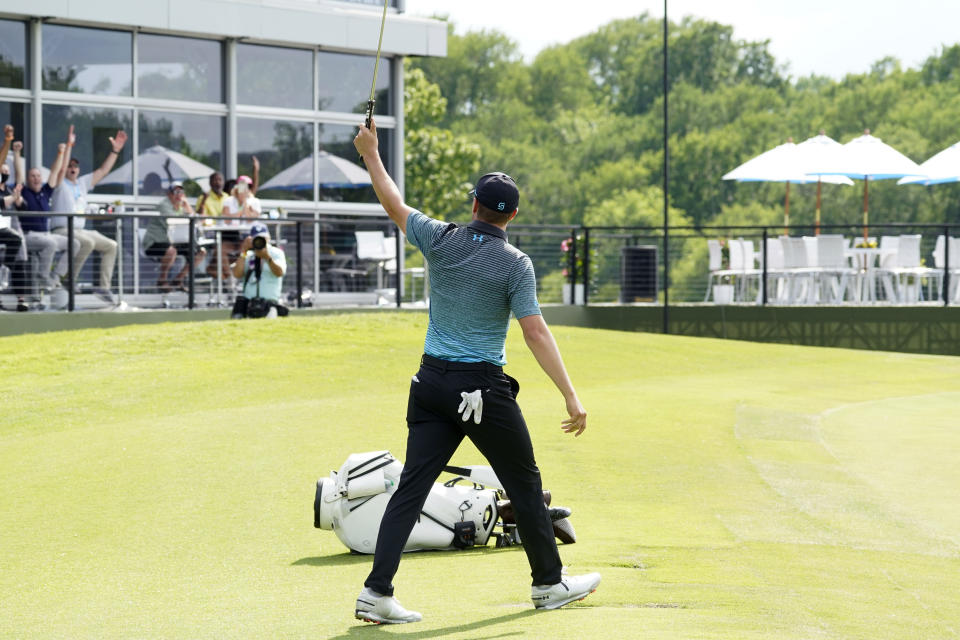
[1,312,959,639]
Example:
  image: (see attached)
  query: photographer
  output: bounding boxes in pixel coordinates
[230,222,287,319]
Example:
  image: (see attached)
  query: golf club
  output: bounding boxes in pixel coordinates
[365,0,389,130]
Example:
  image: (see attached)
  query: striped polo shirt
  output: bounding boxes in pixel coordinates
[406,210,541,366]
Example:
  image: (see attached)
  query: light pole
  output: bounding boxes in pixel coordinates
[662,0,670,334]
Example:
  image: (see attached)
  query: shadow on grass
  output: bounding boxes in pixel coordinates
[294,544,526,568]
[292,552,371,567]
[329,609,538,639]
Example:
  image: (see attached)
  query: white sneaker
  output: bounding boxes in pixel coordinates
[355,587,422,624]
[531,572,601,610]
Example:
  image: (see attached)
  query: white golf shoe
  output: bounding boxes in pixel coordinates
[531,572,601,610]
[355,587,422,624]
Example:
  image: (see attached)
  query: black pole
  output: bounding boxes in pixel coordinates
[944,225,951,307]
[187,217,195,309]
[296,221,304,308]
[662,0,670,333]
[67,219,75,312]
[761,227,768,305]
[395,229,402,308]
[583,227,590,306]
[569,228,578,305]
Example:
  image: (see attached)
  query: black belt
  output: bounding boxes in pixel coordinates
[421,353,502,373]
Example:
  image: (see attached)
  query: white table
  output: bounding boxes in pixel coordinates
[845,247,882,302]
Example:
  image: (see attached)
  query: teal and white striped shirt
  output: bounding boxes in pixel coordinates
[406,210,541,366]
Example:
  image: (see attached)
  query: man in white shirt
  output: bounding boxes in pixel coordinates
[49,125,125,303]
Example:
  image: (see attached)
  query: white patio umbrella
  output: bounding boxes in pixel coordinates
[98,145,218,194]
[806,130,923,239]
[259,151,372,191]
[794,133,855,234]
[723,140,852,234]
[897,141,960,185]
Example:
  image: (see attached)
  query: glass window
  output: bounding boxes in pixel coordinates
[317,123,391,204]
[138,34,222,103]
[0,102,27,182]
[236,44,313,109]
[42,105,133,195]
[0,20,27,89]
[138,111,224,198]
[42,25,132,96]
[318,52,391,115]
[237,117,314,202]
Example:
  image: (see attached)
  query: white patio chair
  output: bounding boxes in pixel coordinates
[815,235,855,304]
[875,235,934,303]
[704,238,735,301]
[929,235,960,302]
[781,236,817,304]
[355,230,396,303]
[728,238,762,302]
[763,236,789,303]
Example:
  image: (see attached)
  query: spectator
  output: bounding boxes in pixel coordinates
[1,183,29,312]
[221,174,262,222]
[230,222,287,319]
[196,171,235,279]
[49,125,124,304]
[8,126,75,293]
[141,182,207,292]
[196,171,227,218]
[220,155,259,206]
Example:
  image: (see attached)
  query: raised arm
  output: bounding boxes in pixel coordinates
[91,130,127,186]
[353,118,411,233]
[251,156,260,195]
[57,125,75,185]
[0,125,13,174]
[48,144,66,188]
[517,313,588,437]
[12,140,25,185]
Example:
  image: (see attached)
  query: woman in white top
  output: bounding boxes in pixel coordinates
[217,175,262,277]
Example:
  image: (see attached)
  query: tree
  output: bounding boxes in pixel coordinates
[403,67,481,219]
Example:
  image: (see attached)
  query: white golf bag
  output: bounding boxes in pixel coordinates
[314,451,500,554]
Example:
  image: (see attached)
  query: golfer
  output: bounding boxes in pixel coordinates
[352,119,600,625]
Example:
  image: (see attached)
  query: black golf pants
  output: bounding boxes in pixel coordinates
[364,355,563,596]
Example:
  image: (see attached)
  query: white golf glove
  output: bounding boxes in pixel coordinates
[458,390,483,424]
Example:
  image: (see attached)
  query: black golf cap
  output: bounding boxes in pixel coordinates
[470,172,519,214]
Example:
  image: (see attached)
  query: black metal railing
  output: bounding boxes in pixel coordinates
[3,213,956,312]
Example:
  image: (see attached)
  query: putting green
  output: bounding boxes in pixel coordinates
[1,313,958,639]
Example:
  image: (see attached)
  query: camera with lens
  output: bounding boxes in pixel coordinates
[252,235,267,251]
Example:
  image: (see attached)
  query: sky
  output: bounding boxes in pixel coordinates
[403,0,960,79]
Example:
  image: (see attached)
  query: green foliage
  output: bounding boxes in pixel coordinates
[403,67,482,219]
[402,14,960,298]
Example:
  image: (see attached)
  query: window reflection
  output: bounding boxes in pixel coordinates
[42,25,132,96]
[318,52,391,115]
[138,34,222,103]
[237,117,314,201]
[0,20,27,89]
[237,44,313,109]
[318,123,390,204]
[42,105,133,195]
[0,102,27,181]
[139,111,225,197]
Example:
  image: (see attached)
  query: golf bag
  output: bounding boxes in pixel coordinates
[314,451,499,554]
[314,451,577,554]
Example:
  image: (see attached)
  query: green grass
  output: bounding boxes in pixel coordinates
[1,313,959,639]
